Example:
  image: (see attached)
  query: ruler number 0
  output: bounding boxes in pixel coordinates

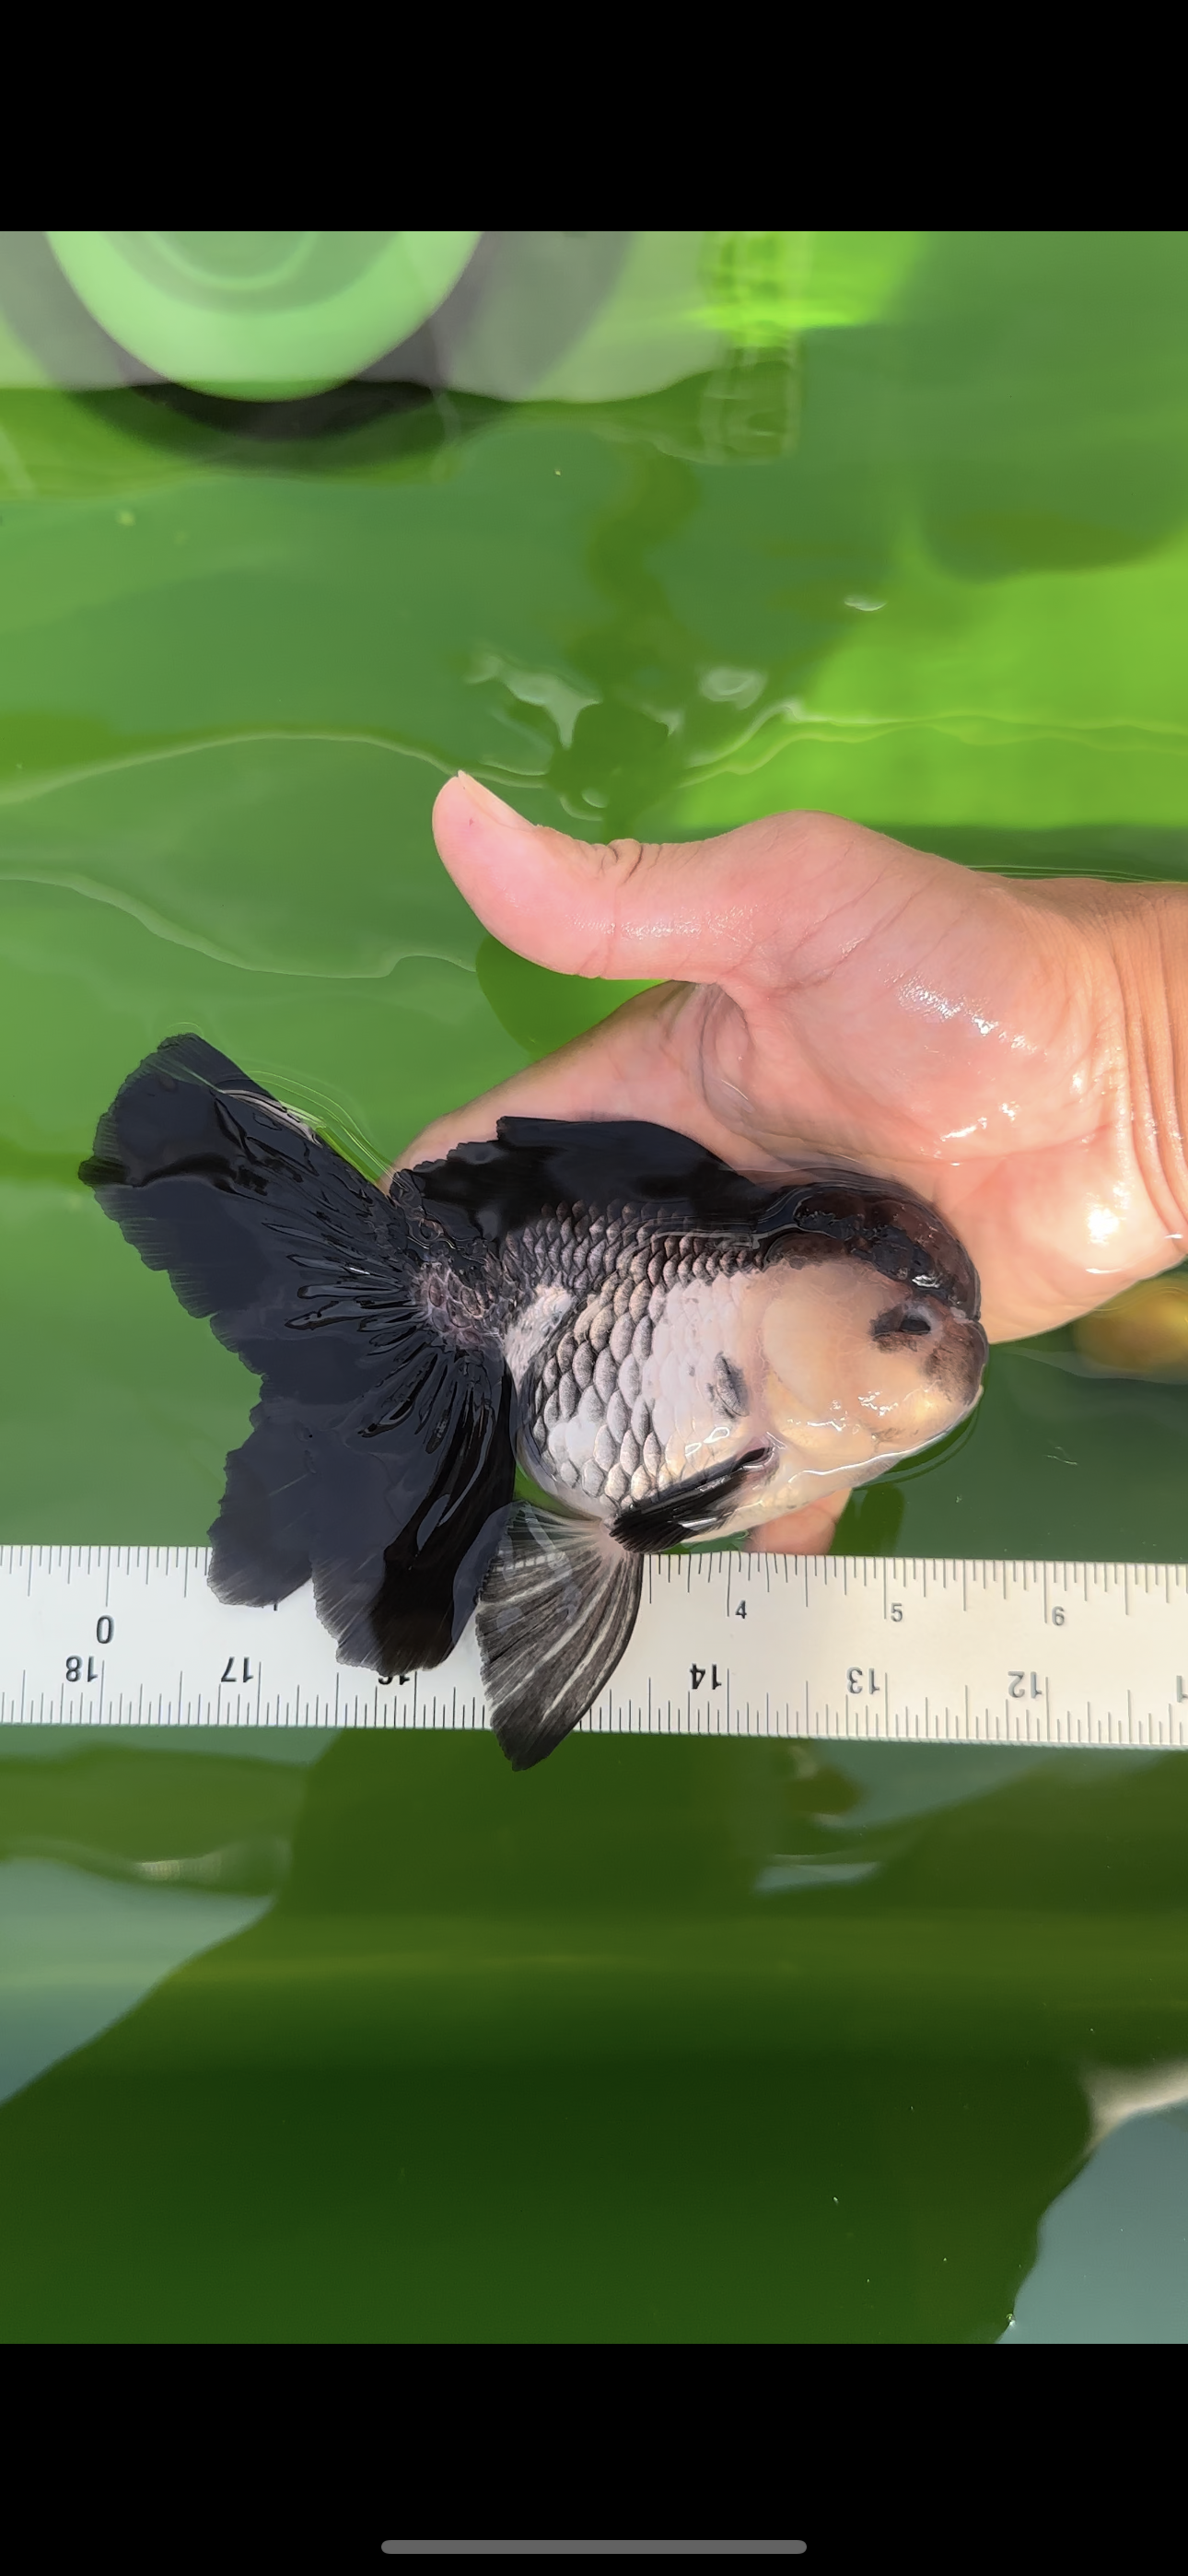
[65,1615,114,1683]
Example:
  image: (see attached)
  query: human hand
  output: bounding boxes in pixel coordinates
[399,778,1188,1548]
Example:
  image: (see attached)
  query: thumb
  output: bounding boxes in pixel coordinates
[433,773,836,986]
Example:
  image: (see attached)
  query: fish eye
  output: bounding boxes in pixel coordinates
[870,1300,935,1345]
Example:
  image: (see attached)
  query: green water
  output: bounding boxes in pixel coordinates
[4,231,1188,2342]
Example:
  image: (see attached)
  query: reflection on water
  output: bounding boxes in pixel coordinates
[0,1860,270,2107]
[0,1727,1185,2341]
[6,232,1188,2337]
[0,1730,329,2105]
[1006,2064,1188,2343]
[752,1744,1163,1897]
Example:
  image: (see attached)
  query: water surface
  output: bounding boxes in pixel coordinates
[4,231,1188,2339]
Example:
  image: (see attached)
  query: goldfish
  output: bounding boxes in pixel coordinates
[85,1036,986,1766]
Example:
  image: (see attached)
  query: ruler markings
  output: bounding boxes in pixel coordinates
[4,1546,1188,1745]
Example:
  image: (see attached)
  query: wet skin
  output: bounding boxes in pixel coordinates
[398,779,1188,1551]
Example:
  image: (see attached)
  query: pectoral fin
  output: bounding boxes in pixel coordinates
[611,1445,772,1551]
[476,1505,643,1771]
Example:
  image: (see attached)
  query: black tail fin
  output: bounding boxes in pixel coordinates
[83,1035,515,1676]
[476,1505,643,1771]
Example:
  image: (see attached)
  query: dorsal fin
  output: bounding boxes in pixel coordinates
[413,1118,774,1239]
[413,1118,981,1318]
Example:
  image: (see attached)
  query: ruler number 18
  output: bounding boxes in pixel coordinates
[65,1615,113,1682]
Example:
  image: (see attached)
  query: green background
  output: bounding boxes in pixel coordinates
[4,230,1188,2341]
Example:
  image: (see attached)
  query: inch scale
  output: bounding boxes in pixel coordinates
[4,1546,1188,1748]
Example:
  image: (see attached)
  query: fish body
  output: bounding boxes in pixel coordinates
[84,1037,987,1768]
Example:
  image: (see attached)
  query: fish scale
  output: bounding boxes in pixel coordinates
[512,1217,761,1508]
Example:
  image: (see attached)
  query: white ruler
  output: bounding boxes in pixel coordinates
[4,1546,1188,1748]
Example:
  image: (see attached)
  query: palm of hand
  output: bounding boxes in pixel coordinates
[405,788,1184,1348]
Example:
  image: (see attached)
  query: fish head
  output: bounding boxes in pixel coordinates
[746,1247,987,1518]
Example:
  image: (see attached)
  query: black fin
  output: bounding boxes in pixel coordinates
[84,1036,515,1673]
[413,1118,981,1320]
[204,1407,317,1607]
[611,1446,773,1552]
[476,1505,643,1771]
[414,1118,775,1240]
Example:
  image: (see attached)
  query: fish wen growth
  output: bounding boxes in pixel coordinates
[84,1038,988,1768]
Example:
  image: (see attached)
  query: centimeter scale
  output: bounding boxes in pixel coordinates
[4,1546,1188,1749]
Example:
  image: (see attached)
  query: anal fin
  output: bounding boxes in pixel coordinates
[476,1505,643,1772]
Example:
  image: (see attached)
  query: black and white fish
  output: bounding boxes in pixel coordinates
[83,1036,988,1769]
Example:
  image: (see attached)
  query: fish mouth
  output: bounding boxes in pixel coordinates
[929,1310,989,1406]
